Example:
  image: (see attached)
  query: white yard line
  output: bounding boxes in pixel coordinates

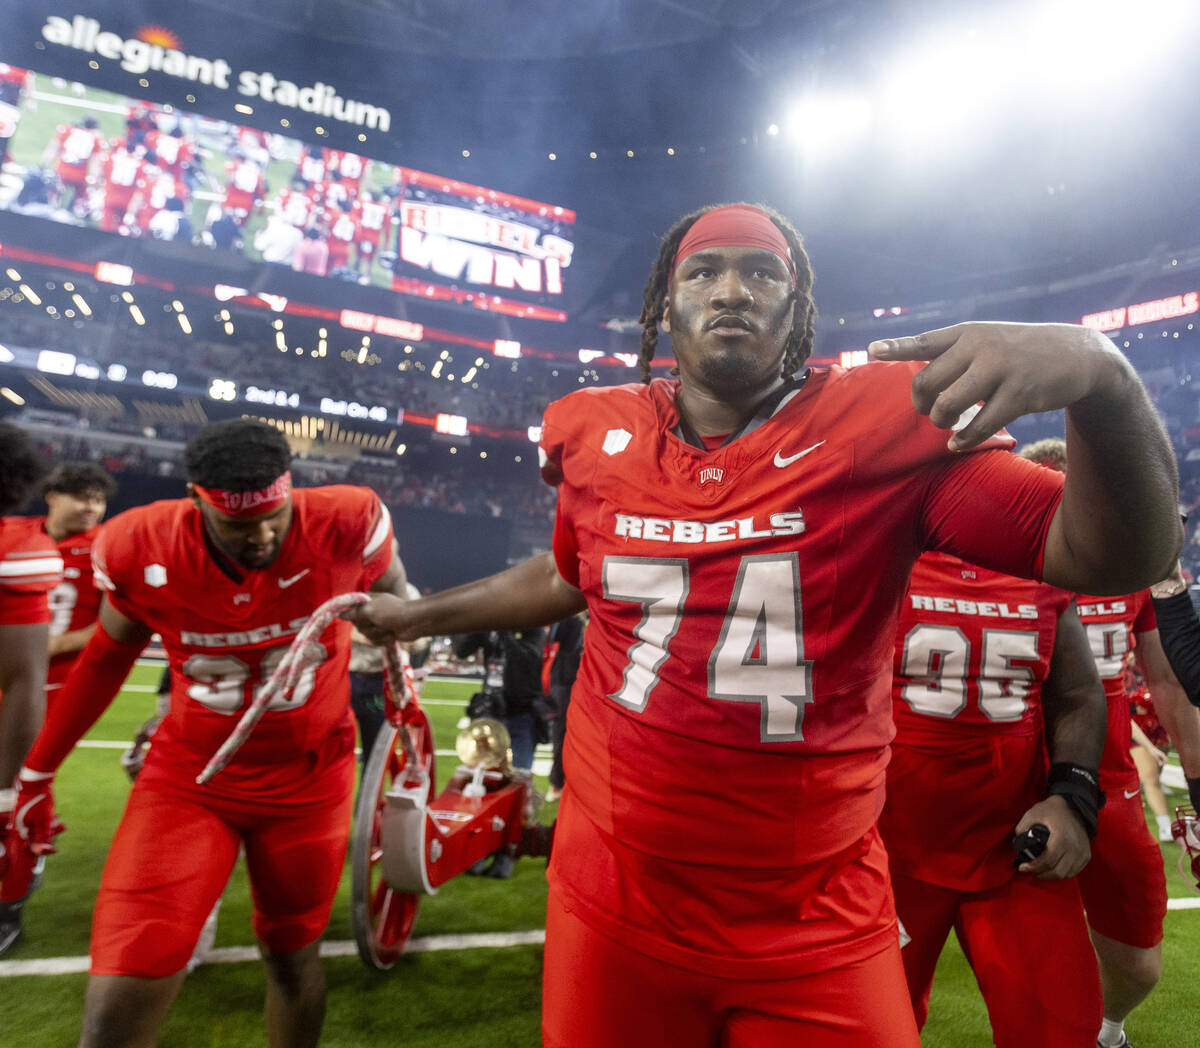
[0,930,547,977]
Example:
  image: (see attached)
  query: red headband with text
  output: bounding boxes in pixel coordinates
[192,471,292,518]
[671,204,797,287]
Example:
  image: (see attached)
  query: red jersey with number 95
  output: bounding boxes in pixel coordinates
[539,363,1064,973]
[91,487,392,805]
[883,551,1073,890]
[892,551,1072,737]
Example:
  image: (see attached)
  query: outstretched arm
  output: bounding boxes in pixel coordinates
[871,322,1181,594]
[22,599,151,775]
[1014,603,1106,879]
[346,552,586,646]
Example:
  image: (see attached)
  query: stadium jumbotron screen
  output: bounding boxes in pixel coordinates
[0,63,576,321]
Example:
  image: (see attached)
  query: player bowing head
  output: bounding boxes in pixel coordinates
[185,419,294,570]
[637,202,817,387]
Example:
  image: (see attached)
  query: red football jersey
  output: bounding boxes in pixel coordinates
[92,487,392,805]
[222,159,266,214]
[143,129,194,177]
[539,363,1064,972]
[892,551,1072,737]
[882,551,1072,890]
[0,517,63,626]
[1075,589,1154,790]
[39,521,103,689]
[54,124,102,184]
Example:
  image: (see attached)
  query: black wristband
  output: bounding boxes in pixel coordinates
[1187,775,1200,814]
[1046,762,1105,839]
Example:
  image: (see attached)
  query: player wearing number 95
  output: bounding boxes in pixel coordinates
[880,551,1106,1047]
[12,419,407,1048]
[347,203,1182,1048]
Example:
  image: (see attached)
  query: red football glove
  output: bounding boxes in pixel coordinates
[10,768,64,857]
[1171,805,1200,892]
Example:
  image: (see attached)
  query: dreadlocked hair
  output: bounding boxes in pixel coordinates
[43,461,117,500]
[0,420,46,515]
[637,202,817,384]
[185,419,293,491]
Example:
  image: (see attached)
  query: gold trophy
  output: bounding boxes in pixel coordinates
[455,718,513,796]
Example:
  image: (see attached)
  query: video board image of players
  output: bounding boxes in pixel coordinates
[0,67,575,313]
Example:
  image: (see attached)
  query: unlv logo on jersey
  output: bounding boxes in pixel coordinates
[698,466,725,486]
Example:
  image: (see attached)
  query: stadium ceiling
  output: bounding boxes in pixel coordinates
[190,0,821,59]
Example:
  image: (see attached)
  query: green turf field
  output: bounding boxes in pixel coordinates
[1,661,1197,1046]
[3,74,401,287]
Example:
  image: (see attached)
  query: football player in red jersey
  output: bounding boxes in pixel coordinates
[348,203,1181,1047]
[12,420,407,1047]
[38,463,116,700]
[42,116,104,216]
[1020,438,1200,1048]
[880,551,1106,1047]
[0,422,63,956]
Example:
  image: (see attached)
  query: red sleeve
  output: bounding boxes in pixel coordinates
[1133,589,1157,633]
[360,495,394,587]
[921,449,1065,580]
[0,520,63,625]
[89,521,140,623]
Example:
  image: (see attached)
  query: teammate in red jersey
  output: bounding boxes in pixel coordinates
[350,191,391,279]
[42,117,104,215]
[348,203,1181,1047]
[0,422,62,956]
[12,420,407,1047]
[221,154,267,226]
[1020,437,1200,1048]
[880,550,1105,1047]
[38,463,116,700]
[97,141,153,234]
[323,203,357,275]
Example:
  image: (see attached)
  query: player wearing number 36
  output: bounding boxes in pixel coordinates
[11,419,408,1048]
[347,203,1182,1048]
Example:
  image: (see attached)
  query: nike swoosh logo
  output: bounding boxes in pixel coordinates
[278,569,310,589]
[1123,788,1141,800]
[774,441,825,468]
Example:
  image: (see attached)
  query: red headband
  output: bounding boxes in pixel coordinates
[671,204,797,287]
[192,471,292,518]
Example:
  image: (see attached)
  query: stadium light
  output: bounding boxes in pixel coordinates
[785,93,873,159]
[37,349,75,375]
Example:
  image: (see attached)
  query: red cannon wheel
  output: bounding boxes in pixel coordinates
[351,708,436,970]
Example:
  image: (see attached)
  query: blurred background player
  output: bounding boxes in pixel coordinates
[347,203,1182,1047]
[11,419,407,1048]
[543,612,584,804]
[0,421,62,955]
[41,115,103,217]
[39,463,117,703]
[880,549,1106,1047]
[1020,437,1200,1048]
[1125,659,1175,841]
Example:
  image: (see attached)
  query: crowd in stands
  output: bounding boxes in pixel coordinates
[0,309,582,435]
